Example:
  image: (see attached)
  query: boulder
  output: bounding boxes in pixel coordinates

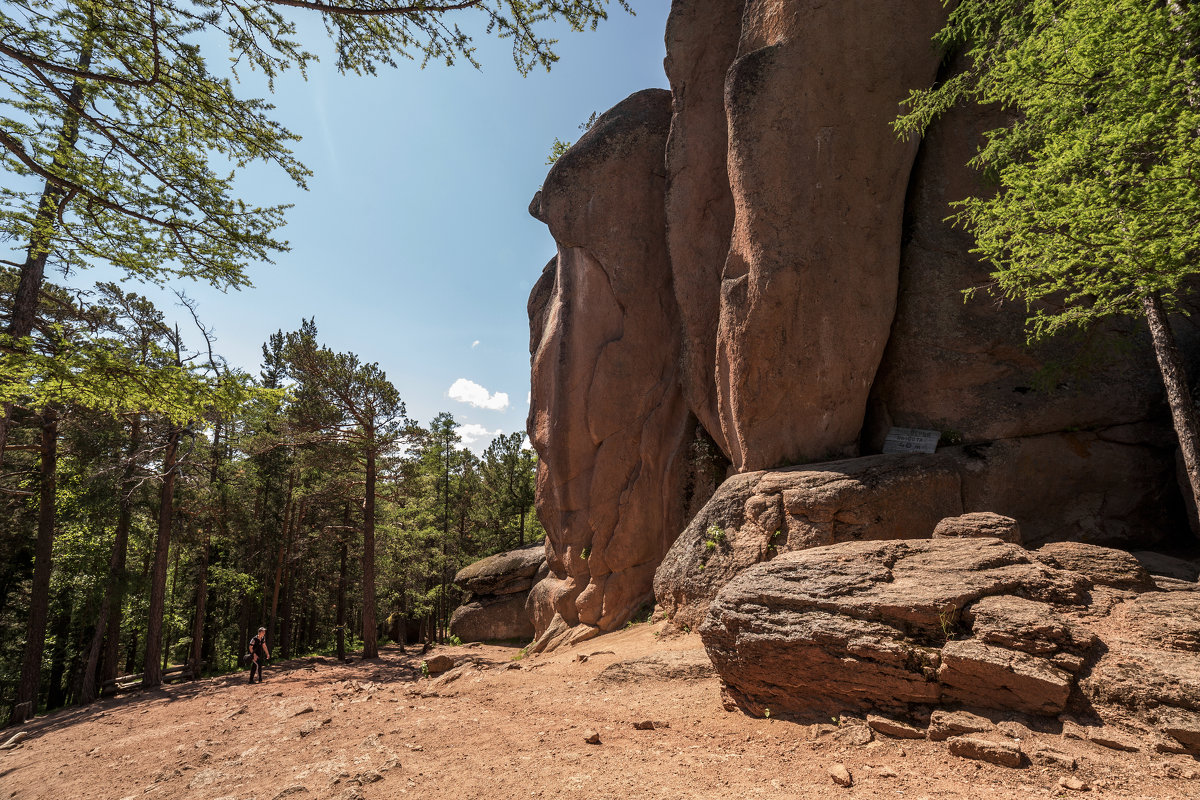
[715,0,948,471]
[453,540,547,597]
[927,710,995,741]
[423,655,454,675]
[1032,542,1155,591]
[527,89,694,648]
[933,513,1021,544]
[699,538,1088,718]
[701,535,1200,752]
[654,453,963,628]
[448,594,535,643]
[947,736,1023,768]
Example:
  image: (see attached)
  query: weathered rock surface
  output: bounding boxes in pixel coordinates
[700,536,1200,755]
[933,513,1021,544]
[453,541,546,597]
[953,428,1181,547]
[664,0,742,458]
[654,453,963,628]
[863,63,1181,453]
[1032,542,1154,591]
[715,0,948,471]
[655,436,1178,628]
[448,594,534,643]
[526,89,694,650]
[700,539,1087,717]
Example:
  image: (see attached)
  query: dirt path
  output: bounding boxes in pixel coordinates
[1,624,1197,799]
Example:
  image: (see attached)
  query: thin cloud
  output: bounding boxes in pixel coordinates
[448,378,509,411]
[458,422,502,447]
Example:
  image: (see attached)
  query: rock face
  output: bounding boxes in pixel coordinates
[654,453,963,629]
[663,0,742,459]
[526,0,1195,650]
[700,538,1200,755]
[654,438,1176,628]
[448,541,546,642]
[526,89,694,650]
[862,63,1181,452]
[715,0,948,471]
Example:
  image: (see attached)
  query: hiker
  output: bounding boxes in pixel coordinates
[248,626,270,684]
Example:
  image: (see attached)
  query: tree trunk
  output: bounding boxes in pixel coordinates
[142,424,180,687]
[9,409,59,724]
[188,533,210,678]
[362,445,378,658]
[80,417,141,701]
[45,589,72,711]
[269,471,295,641]
[1143,292,1200,535]
[336,504,349,662]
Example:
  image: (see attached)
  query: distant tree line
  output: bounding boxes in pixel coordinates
[0,280,538,724]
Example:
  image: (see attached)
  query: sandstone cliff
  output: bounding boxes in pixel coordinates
[525,0,1196,648]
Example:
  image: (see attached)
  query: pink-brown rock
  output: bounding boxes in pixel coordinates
[933,513,1021,544]
[698,538,1088,717]
[714,0,948,471]
[654,452,963,629]
[664,0,742,459]
[954,427,1180,547]
[526,89,693,650]
[1032,542,1155,591]
[863,61,1175,453]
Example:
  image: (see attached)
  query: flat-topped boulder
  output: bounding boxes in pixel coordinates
[700,536,1200,755]
[933,513,1021,544]
[454,540,547,597]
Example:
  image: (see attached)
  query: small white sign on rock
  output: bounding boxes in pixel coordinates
[882,427,941,455]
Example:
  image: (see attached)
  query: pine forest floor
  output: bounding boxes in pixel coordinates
[1,623,1198,799]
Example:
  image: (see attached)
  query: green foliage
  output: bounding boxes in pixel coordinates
[895,0,1200,337]
[545,110,601,164]
[704,524,725,551]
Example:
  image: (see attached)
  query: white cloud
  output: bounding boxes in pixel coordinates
[521,435,534,451]
[458,423,502,448]
[448,378,509,411]
[471,340,480,349]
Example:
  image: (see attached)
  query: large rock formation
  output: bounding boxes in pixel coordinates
[714,0,947,471]
[526,89,694,651]
[663,0,742,459]
[526,0,1195,650]
[654,434,1178,629]
[448,541,546,643]
[700,538,1200,755]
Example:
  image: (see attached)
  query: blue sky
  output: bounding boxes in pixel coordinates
[137,3,671,451]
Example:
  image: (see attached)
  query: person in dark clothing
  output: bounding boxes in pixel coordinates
[248,626,270,684]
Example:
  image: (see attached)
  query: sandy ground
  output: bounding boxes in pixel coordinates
[1,623,1198,800]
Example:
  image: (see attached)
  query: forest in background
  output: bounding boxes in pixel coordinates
[0,275,539,725]
[0,0,626,728]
